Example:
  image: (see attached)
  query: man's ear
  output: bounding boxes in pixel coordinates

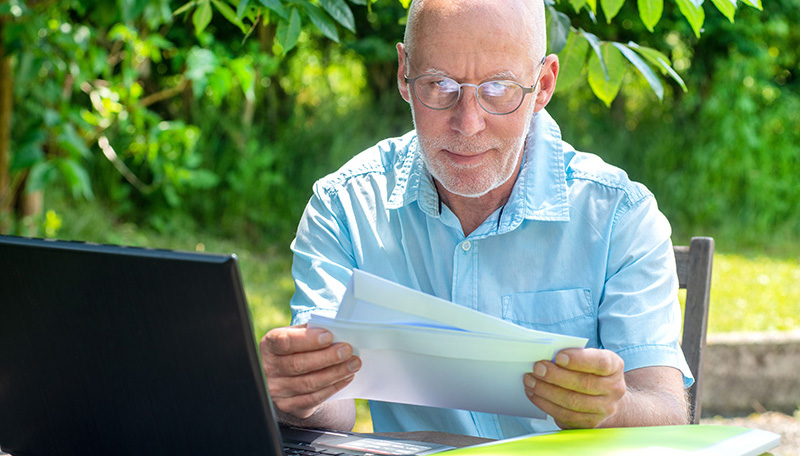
[534,54,559,112]
[397,42,411,103]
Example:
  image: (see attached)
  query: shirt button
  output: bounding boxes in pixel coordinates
[461,241,472,252]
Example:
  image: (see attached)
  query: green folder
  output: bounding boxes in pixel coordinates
[441,425,780,456]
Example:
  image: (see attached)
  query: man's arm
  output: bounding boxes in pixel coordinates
[260,324,362,431]
[523,348,689,429]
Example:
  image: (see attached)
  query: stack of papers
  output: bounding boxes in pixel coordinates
[308,270,587,419]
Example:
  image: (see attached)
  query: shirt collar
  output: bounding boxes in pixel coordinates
[386,110,570,225]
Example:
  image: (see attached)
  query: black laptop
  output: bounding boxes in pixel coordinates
[0,235,453,456]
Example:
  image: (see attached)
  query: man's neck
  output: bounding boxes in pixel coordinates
[436,172,519,237]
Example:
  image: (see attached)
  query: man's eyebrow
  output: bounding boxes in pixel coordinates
[421,67,449,76]
[419,68,522,81]
[487,70,520,81]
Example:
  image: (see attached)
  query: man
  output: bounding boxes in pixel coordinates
[260,0,693,439]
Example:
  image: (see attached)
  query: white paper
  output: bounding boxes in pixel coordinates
[308,270,588,419]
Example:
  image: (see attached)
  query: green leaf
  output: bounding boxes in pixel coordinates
[119,0,149,23]
[741,0,762,9]
[585,0,598,14]
[546,6,571,54]
[58,159,95,200]
[173,1,196,16]
[569,0,588,12]
[555,31,589,92]
[258,0,288,20]
[613,42,663,100]
[193,0,213,35]
[186,47,220,97]
[638,0,663,31]
[305,2,339,42]
[276,7,302,53]
[210,0,247,32]
[58,124,91,160]
[710,0,736,22]
[580,29,607,80]
[587,43,625,106]
[237,0,250,19]
[10,130,46,172]
[27,162,59,193]
[601,0,625,22]
[675,0,705,37]
[627,42,687,92]
[320,0,355,32]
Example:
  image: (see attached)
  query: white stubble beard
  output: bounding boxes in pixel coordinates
[412,101,536,198]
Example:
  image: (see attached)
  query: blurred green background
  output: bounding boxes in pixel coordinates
[1,0,798,361]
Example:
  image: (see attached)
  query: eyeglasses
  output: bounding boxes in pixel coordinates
[404,57,546,115]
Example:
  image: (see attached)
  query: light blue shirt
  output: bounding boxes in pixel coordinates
[289,110,693,439]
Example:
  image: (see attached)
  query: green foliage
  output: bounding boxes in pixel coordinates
[549,0,800,249]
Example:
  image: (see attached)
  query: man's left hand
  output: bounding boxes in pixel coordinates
[523,348,626,429]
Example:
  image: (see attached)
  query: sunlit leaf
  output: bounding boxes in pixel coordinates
[741,0,762,9]
[555,32,589,92]
[588,43,625,106]
[637,0,663,31]
[258,0,288,20]
[675,0,705,37]
[193,0,213,35]
[627,42,687,92]
[580,29,607,80]
[210,0,247,32]
[186,47,220,96]
[305,1,339,43]
[613,42,663,100]
[237,0,250,19]
[276,7,301,53]
[710,0,736,22]
[601,0,625,22]
[569,0,587,13]
[546,6,571,54]
[585,0,598,14]
[320,0,355,32]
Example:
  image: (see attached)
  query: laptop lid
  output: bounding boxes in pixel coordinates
[0,235,284,456]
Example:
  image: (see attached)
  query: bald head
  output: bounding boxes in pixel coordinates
[403,0,546,64]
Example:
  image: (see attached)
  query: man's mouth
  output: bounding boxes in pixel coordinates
[443,148,489,166]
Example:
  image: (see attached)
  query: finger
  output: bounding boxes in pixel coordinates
[527,391,605,430]
[524,372,616,415]
[530,360,623,396]
[261,324,335,356]
[273,373,357,419]
[266,342,356,378]
[550,348,624,377]
[269,355,362,399]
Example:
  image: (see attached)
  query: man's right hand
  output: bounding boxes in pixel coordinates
[259,324,361,420]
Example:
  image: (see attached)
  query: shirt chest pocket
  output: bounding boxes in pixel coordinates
[501,288,597,342]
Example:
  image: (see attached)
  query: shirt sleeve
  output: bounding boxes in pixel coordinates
[289,181,356,325]
[600,193,694,388]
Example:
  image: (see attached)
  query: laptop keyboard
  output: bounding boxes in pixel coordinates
[283,442,350,456]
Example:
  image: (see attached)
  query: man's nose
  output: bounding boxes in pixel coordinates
[450,86,486,137]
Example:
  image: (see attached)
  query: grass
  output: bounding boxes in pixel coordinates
[18,195,800,433]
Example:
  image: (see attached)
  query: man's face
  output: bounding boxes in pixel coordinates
[400,2,541,198]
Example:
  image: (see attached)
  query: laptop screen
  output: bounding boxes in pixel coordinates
[0,236,284,456]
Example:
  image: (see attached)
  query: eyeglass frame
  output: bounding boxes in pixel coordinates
[403,55,547,116]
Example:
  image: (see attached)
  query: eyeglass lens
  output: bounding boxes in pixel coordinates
[412,76,525,114]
